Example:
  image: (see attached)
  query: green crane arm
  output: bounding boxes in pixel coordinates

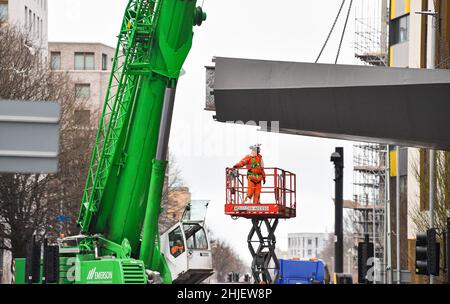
[77,0,205,270]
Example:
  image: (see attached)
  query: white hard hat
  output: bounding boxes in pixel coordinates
[249,144,261,152]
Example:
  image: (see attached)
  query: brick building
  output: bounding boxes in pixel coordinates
[0,0,48,49]
[48,42,116,120]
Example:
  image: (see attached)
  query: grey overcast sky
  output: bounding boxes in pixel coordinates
[48,0,360,264]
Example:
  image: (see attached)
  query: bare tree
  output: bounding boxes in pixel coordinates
[158,153,188,232]
[320,213,357,279]
[409,150,450,284]
[0,24,96,257]
[209,231,250,282]
[320,233,356,277]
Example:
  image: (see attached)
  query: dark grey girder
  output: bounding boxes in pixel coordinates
[206,57,450,150]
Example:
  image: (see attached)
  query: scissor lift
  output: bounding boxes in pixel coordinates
[225,168,296,283]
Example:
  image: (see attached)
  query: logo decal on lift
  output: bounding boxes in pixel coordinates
[234,206,269,211]
[87,267,113,280]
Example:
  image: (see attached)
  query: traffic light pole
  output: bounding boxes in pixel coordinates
[396,146,401,284]
[426,0,437,284]
[429,149,436,284]
[447,218,450,284]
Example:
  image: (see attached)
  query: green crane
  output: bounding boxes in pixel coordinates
[15,0,206,284]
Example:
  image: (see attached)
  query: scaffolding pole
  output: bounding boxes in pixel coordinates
[385,145,392,284]
[352,143,386,283]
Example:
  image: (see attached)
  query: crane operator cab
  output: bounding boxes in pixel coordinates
[160,200,214,284]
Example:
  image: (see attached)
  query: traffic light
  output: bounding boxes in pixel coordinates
[415,228,440,276]
[357,240,374,283]
[427,229,440,276]
[25,235,41,284]
[43,239,60,284]
[415,232,428,275]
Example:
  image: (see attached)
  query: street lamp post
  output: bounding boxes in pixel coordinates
[331,147,344,276]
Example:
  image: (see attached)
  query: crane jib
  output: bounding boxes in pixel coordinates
[76,0,206,280]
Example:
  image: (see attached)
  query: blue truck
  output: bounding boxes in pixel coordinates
[275,259,330,284]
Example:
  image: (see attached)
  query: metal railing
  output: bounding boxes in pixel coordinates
[225,167,296,210]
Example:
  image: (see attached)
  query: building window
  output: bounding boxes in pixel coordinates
[74,52,95,70]
[50,52,61,70]
[0,2,8,22]
[24,6,27,28]
[75,84,91,99]
[74,109,90,125]
[315,237,318,248]
[307,239,312,246]
[390,15,409,45]
[307,249,312,256]
[102,54,107,70]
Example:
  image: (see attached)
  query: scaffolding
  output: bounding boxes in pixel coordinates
[354,0,389,66]
[351,143,387,282]
[351,0,390,283]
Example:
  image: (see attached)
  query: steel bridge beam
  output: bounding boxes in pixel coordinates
[206,57,450,150]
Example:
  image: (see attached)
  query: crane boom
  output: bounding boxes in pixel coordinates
[77,0,204,267]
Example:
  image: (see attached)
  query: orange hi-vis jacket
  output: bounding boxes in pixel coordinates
[171,245,184,255]
[234,154,266,183]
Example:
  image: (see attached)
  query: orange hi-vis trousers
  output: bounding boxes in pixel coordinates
[246,179,262,203]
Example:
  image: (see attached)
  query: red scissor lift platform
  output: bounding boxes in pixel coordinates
[225,167,296,219]
[225,167,297,283]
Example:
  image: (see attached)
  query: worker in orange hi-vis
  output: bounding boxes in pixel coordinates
[170,240,184,256]
[233,144,266,204]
